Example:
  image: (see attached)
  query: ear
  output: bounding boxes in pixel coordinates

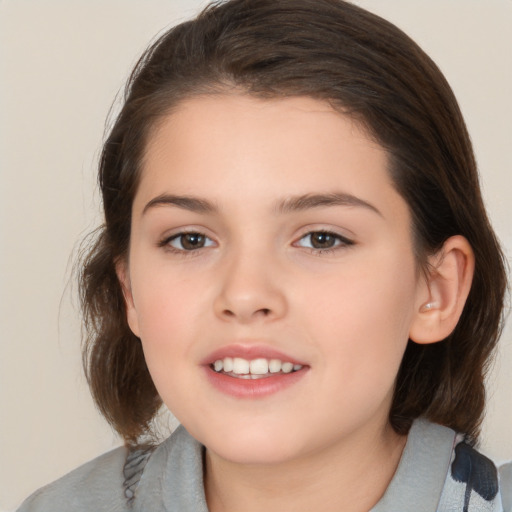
[115,259,141,338]
[409,235,475,344]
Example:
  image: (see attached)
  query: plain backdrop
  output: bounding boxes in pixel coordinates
[1,1,511,510]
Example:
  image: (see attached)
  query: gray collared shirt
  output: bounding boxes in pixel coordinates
[18,419,507,511]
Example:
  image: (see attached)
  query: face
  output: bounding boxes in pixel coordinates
[122,94,428,465]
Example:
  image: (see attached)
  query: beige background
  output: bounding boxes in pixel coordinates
[1,1,511,510]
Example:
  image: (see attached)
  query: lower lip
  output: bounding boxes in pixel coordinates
[204,366,308,398]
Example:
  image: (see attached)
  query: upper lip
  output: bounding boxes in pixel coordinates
[201,343,307,366]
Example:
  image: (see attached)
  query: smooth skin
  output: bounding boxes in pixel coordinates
[118,94,474,512]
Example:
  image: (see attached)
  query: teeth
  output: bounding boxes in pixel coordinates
[250,358,269,375]
[281,362,293,373]
[232,358,250,374]
[269,359,281,373]
[223,357,234,372]
[212,357,303,376]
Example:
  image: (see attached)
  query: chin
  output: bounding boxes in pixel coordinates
[210,441,299,466]
[198,423,304,465]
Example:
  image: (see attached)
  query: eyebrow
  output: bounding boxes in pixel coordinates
[276,192,382,217]
[142,191,382,217]
[142,194,217,215]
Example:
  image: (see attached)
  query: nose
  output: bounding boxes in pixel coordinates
[213,250,287,324]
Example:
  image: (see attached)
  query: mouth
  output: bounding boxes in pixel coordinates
[203,347,308,398]
[210,357,303,379]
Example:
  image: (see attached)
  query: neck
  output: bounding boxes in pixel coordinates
[204,420,407,512]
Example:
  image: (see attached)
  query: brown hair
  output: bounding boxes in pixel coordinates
[80,0,507,444]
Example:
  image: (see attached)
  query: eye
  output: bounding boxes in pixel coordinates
[296,231,353,251]
[165,232,215,251]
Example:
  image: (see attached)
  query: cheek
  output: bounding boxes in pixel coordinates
[129,262,207,367]
[132,276,206,413]
[300,251,418,381]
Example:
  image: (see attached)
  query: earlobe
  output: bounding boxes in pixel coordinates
[115,259,141,337]
[409,235,475,344]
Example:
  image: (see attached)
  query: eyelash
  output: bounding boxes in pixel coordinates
[294,230,354,255]
[158,230,354,256]
[158,231,215,255]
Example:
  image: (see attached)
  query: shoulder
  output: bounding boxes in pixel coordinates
[373,419,503,512]
[439,431,503,511]
[500,462,512,512]
[15,426,201,512]
[17,445,129,512]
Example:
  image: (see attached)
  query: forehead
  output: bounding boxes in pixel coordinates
[145,94,378,158]
[134,94,405,222]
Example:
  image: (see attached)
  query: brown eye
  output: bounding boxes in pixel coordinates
[296,231,353,251]
[309,232,337,249]
[168,232,214,251]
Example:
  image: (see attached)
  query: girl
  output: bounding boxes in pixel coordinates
[18,0,509,510]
